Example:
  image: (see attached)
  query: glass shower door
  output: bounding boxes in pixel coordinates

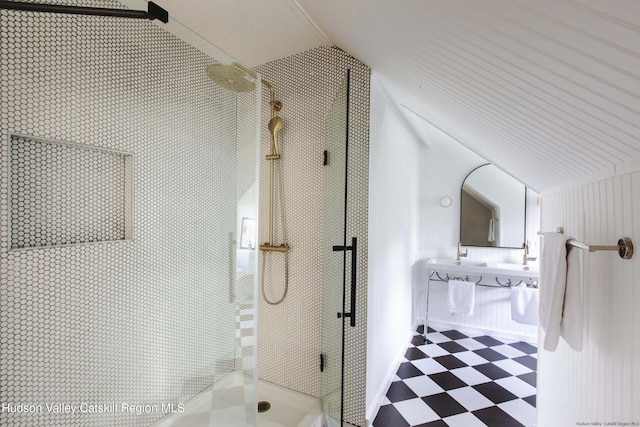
[321,71,350,426]
[0,4,261,427]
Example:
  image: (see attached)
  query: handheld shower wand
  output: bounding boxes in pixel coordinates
[268,116,283,156]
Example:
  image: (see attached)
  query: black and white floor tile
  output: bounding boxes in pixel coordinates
[236,302,256,376]
[373,326,537,427]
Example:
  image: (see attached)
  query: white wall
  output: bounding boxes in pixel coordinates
[538,171,640,426]
[419,133,487,261]
[418,133,534,261]
[366,75,421,421]
[526,188,541,256]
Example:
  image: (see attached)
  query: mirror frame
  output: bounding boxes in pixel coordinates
[459,163,527,249]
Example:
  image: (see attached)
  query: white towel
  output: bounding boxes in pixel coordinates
[539,232,583,351]
[510,286,538,325]
[448,279,476,316]
[560,244,583,351]
[488,219,498,242]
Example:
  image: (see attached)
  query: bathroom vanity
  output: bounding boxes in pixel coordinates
[424,258,539,340]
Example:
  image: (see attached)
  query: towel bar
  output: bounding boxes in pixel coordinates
[537,229,633,260]
[429,271,526,288]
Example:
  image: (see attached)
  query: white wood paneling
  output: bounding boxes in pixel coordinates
[538,171,640,425]
[127,0,640,193]
[296,0,640,192]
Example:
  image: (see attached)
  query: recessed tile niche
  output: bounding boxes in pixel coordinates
[9,134,133,250]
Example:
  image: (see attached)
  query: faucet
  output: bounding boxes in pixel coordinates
[522,243,537,266]
[456,242,468,264]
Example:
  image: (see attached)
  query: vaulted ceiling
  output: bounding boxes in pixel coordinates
[153,0,640,193]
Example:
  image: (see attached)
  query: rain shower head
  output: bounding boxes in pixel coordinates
[206,63,255,93]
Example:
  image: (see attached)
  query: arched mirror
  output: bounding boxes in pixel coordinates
[460,164,526,249]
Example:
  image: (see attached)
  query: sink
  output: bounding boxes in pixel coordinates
[426,258,538,279]
[496,263,532,271]
[426,258,487,267]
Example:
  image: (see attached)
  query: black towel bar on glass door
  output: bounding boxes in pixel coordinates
[537,230,633,260]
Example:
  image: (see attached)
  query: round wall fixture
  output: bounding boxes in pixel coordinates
[440,196,452,208]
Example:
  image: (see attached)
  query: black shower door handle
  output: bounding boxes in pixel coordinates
[347,237,357,327]
[332,236,357,327]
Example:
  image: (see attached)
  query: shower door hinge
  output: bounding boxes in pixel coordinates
[323,150,328,166]
[320,353,325,372]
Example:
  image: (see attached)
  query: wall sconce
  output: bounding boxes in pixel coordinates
[440,196,452,208]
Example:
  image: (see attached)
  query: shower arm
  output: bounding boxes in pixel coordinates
[233,63,282,155]
[232,63,281,120]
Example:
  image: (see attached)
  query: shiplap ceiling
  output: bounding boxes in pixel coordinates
[156,0,640,192]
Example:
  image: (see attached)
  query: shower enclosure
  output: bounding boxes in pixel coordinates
[321,71,352,426]
[0,1,260,426]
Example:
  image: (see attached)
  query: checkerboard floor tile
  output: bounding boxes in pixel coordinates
[373,326,537,427]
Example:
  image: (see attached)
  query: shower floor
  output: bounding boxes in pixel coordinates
[152,372,322,427]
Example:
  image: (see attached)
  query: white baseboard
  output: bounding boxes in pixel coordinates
[425,319,537,344]
[365,329,413,425]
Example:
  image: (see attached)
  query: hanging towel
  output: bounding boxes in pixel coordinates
[539,232,583,352]
[448,279,476,316]
[560,243,583,351]
[510,286,538,325]
[488,219,498,242]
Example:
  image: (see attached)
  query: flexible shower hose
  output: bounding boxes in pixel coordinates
[260,158,289,305]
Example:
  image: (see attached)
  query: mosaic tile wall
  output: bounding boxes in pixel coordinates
[9,134,133,249]
[0,2,257,426]
[254,46,370,427]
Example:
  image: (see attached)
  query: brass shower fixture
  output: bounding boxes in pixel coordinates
[230,63,289,254]
[232,63,282,118]
[206,62,290,304]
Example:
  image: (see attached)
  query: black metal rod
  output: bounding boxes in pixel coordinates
[348,237,357,327]
[0,0,168,23]
[331,237,357,326]
[339,69,351,427]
